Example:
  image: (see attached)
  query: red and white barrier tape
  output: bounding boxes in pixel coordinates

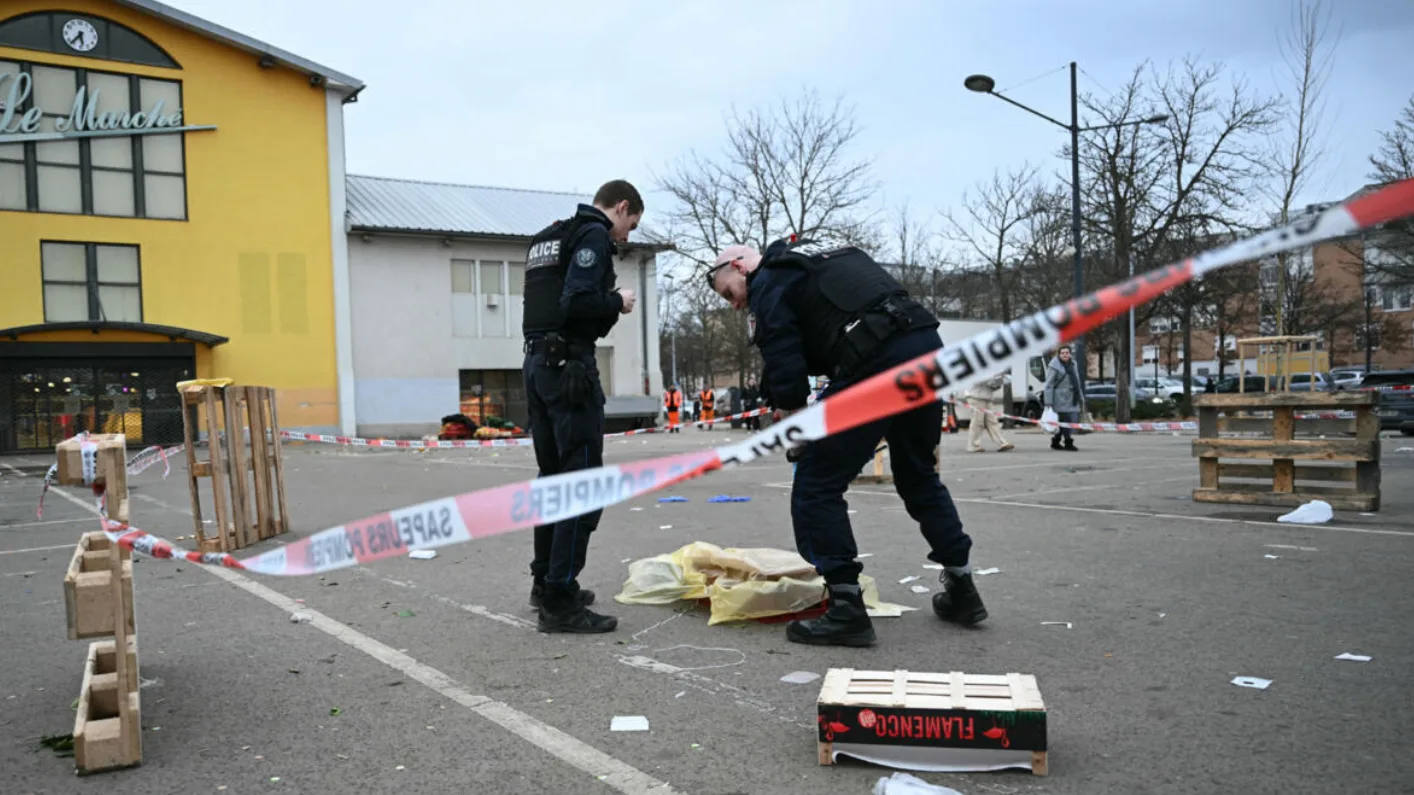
[54,178,1414,575]
[951,398,1197,433]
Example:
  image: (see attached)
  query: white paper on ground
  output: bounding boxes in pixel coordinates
[909,585,931,594]
[1334,653,1372,662]
[857,553,875,558]
[408,549,437,560]
[1041,621,1071,628]
[1231,676,1272,690]
[1276,499,1332,524]
[1264,554,1281,559]
[780,671,821,684]
[898,575,920,584]
[975,567,1002,576]
[867,604,918,618]
[610,715,650,732]
[872,771,965,795]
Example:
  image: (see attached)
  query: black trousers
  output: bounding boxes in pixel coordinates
[791,328,972,585]
[523,350,604,590]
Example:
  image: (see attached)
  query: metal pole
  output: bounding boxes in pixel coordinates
[1069,61,1086,406]
[1128,252,1136,410]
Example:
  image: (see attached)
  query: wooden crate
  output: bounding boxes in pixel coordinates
[71,532,141,773]
[1192,391,1381,511]
[54,433,130,523]
[63,532,136,640]
[180,384,290,553]
[817,668,1047,775]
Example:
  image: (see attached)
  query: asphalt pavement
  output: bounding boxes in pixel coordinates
[3,425,1412,795]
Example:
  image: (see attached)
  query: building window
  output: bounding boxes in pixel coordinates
[458,369,527,430]
[0,59,187,219]
[1377,284,1413,312]
[41,241,142,322]
[0,11,181,69]
[450,259,474,293]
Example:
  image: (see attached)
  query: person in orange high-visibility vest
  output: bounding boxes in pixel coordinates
[663,385,683,432]
[698,387,715,429]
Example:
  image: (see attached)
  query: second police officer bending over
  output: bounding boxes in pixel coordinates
[521,180,642,634]
[705,237,986,647]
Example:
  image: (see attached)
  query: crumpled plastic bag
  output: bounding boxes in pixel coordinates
[1276,499,1333,524]
[872,772,964,795]
[615,541,908,625]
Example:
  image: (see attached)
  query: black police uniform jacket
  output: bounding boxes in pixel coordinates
[746,238,935,411]
[522,204,623,344]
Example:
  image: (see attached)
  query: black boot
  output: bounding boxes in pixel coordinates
[786,585,877,647]
[1063,437,1077,451]
[529,579,595,609]
[1050,435,1062,450]
[932,570,988,626]
[536,584,615,634]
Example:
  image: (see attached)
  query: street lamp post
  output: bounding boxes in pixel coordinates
[965,62,1167,413]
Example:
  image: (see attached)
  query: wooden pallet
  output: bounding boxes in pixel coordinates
[72,531,141,773]
[54,433,130,523]
[1192,391,1381,511]
[180,384,290,553]
[64,532,135,640]
[817,668,1047,775]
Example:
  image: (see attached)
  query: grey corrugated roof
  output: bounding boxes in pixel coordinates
[114,0,363,96]
[346,174,672,248]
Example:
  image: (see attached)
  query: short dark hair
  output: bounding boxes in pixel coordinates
[593,180,644,215]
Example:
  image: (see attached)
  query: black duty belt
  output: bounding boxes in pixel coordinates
[833,298,935,380]
[524,334,594,358]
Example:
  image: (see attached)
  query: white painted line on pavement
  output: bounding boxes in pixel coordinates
[954,498,1414,538]
[43,483,685,795]
[992,475,1196,500]
[1,517,94,530]
[1,462,29,476]
[0,543,73,556]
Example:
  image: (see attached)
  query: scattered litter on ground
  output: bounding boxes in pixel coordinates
[898,575,920,584]
[1041,621,1072,629]
[781,671,821,684]
[847,510,858,514]
[139,676,161,689]
[909,585,931,594]
[38,733,73,758]
[707,495,751,502]
[674,691,686,698]
[1335,653,1372,662]
[1265,544,1318,552]
[872,771,965,795]
[975,567,1002,576]
[395,609,415,618]
[621,558,632,563]
[857,553,874,558]
[408,549,437,560]
[1360,512,1375,516]
[1277,500,1332,524]
[1231,676,1272,690]
[610,715,650,732]
[1264,554,1281,559]
[630,507,643,511]
[329,707,342,716]
[922,563,944,570]
[659,525,673,530]
[659,496,688,503]
[290,612,312,624]
[1397,447,1413,453]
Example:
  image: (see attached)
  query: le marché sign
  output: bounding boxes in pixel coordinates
[0,72,216,144]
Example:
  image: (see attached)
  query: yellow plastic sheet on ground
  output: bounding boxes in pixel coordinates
[614,541,914,625]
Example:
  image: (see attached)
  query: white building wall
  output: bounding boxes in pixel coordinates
[348,233,660,438]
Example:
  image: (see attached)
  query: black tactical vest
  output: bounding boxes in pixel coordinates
[521,214,615,341]
[759,240,936,375]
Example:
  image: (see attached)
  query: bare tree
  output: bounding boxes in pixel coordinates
[1012,185,1074,315]
[655,87,879,269]
[881,200,944,313]
[940,164,1043,320]
[1263,0,1339,335]
[1075,58,1280,420]
[1366,95,1414,286]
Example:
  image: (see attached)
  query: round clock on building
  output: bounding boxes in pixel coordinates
[63,19,98,52]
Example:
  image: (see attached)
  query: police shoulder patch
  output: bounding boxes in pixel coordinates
[575,248,598,268]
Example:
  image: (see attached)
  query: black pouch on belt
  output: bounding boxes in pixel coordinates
[560,359,591,408]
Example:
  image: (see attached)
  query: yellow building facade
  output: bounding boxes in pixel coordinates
[0,0,361,453]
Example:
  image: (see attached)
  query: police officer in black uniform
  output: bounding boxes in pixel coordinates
[705,239,986,647]
[522,180,643,633]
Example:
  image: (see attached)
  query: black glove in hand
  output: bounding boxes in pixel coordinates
[560,360,591,408]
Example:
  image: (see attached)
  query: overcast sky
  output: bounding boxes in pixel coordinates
[167,0,1413,255]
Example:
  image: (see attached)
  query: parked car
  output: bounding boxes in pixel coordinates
[1329,368,1366,390]
[1134,376,1186,402]
[1212,375,1269,393]
[1283,372,1333,392]
[1360,369,1414,431]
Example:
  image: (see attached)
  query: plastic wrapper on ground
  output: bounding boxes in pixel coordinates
[614,541,910,625]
